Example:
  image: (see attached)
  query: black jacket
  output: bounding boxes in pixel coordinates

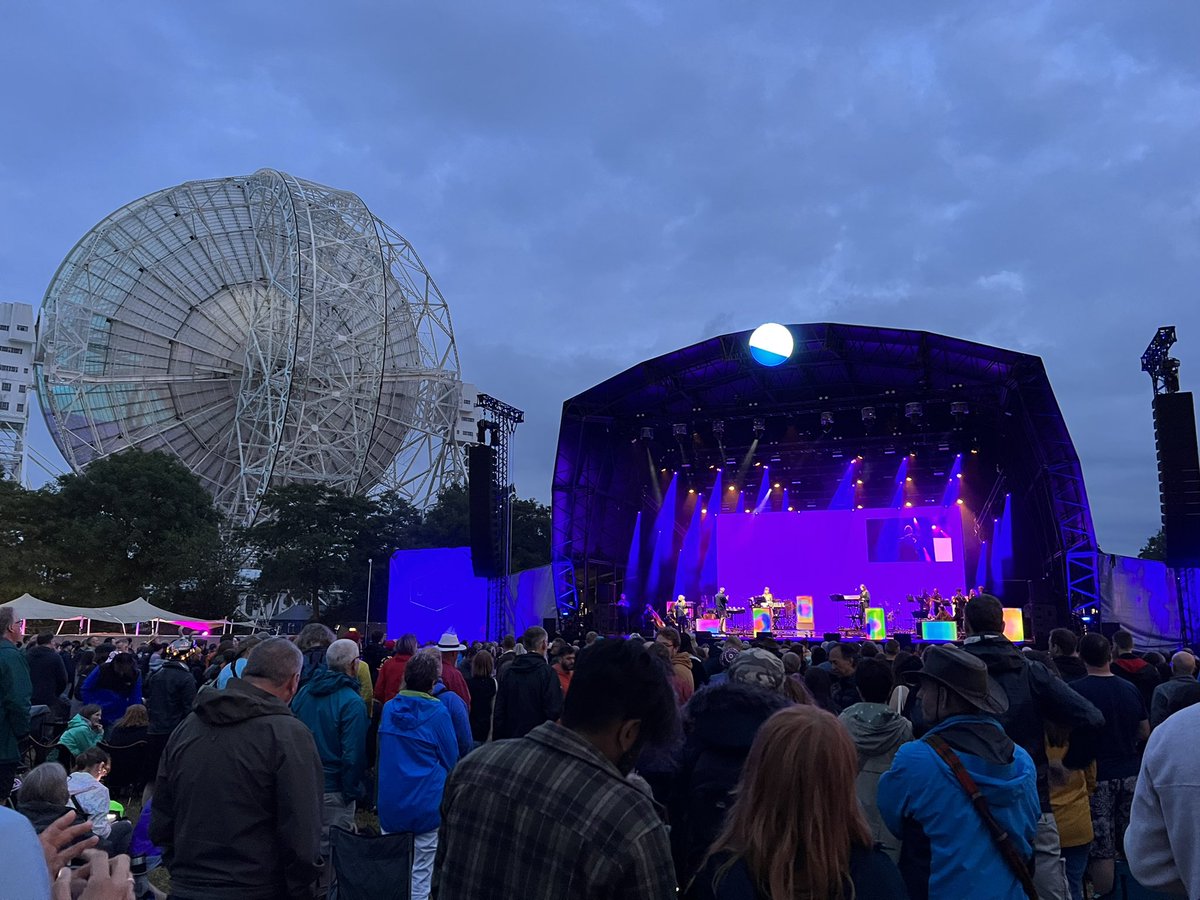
[466,675,497,742]
[1054,655,1088,681]
[150,678,324,900]
[670,682,792,886]
[687,845,906,900]
[25,644,68,710]
[492,653,562,740]
[961,634,1103,810]
[145,662,197,736]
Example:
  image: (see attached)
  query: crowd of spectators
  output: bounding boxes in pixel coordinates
[5,596,1200,899]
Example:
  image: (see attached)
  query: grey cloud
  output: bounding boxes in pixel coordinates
[2,0,1198,556]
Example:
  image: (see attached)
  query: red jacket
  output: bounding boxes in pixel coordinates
[554,665,572,698]
[374,654,412,705]
[440,662,472,711]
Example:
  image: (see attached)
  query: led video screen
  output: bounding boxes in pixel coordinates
[713,507,966,632]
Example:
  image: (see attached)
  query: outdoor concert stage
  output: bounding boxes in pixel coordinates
[551,323,1133,643]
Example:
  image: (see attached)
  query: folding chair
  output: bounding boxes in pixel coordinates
[328,827,413,900]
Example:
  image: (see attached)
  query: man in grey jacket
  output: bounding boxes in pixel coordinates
[839,657,913,861]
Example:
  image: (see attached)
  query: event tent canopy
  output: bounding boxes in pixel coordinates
[1,593,124,624]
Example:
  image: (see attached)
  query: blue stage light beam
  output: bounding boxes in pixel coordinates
[673,492,706,600]
[754,469,772,513]
[890,456,910,508]
[624,511,643,605]
[941,454,963,507]
[829,459,858,509]
[645,475,678,603]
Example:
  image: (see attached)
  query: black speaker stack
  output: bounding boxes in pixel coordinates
[1152,391,1200,568]
[468,444,502,577]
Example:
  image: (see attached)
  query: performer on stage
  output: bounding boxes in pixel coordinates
[858,583,871,621]
[668,594,691,633]
[714,586,729,630]
[762,586,774,605]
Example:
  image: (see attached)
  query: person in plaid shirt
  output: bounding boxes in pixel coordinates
[432,638,679,899]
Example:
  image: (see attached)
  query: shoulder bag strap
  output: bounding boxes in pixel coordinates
[924,733,1038,900]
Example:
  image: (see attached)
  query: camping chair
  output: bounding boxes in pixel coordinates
[328,827,413,900]
[98,741,153,804]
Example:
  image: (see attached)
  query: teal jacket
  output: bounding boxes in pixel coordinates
[291,667,368,799]
[0,639,32,763]
[58,713,103,758]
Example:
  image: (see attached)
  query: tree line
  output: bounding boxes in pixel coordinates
[0,450,551,622]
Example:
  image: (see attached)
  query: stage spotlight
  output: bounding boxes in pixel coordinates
[688,488,695,494]
[640,426,654,440]
[904,501,913,508]
[729,485,737,492]
[861,407,876,426]
[773,483,781,489]
[672,423,689,438]
[956,498,964,505]
[905,402,923,421]
[752,417,765,438]
[856,479,864,485]
[951,401,969,419]
[712,419,725,437]
[701,508,707,514]
[820,411,834,432]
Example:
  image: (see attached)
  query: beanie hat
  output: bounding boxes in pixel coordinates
[728,647,785,691]
[720,644,740,669]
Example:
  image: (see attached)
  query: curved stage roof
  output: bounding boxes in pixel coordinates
[551,323,1099,626]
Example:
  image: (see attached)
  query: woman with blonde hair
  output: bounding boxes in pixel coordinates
[687,705,906,899]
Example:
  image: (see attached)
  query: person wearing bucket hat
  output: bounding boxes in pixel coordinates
[878,645,1039,900]
[436,629,473,711]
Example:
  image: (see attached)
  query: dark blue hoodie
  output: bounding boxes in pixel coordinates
[291,667,368,798]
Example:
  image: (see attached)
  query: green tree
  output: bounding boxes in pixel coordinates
[44,450,231,614]
[415,482,470,549]
[248,484,378,618]
[510,496,552,571]
[1139,528,1167,561]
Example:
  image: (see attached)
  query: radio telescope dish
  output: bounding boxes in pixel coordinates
[35,169,464,525]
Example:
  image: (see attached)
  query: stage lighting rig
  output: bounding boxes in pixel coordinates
[1142,326,1181,395]
[711,419,725,438]
[820,411,834,433]
[861,407,876,428]
[951,401,969,419]
[639,426,654,441]
[672,423,689,438]
[752,418,765,438]
[905,402,923,421]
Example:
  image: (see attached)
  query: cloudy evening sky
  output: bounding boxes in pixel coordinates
[2,1,1198,555]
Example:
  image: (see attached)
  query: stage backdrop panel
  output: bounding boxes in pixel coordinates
[387,547,556,643]
[713,508,966,633]
[1099,554,1181,651]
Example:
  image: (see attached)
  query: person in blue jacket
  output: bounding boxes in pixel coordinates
[378,647,460,900]
[431,677,473,758]
[79,651,143,729]
[877,644,1039,900]
[291,638,368,869]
